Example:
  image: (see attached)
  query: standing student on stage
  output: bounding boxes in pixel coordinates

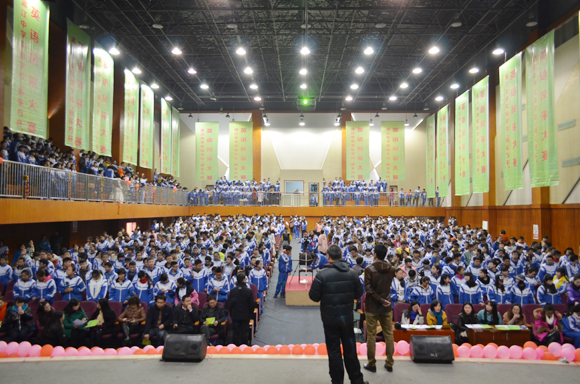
[274,246,292,299]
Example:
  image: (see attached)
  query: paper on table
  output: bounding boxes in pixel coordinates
[73,319,86,326]
[85,320,99,328]
[495,325,509,330]
[467,324,484,329]
[434,325,443,330]
[507,325,520,330]
[480,325,493,329]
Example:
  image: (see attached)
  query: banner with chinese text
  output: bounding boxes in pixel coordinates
[65,20,91,149]
[171,107,180,177]
[381,121,405,182]
[139,84,154,168]
[455,91,470,196]
[10,0,50,139]
[426,115,436,198]
[160,99,172,174]
[526,30,558,187]
[346,121,370,181]
[437,105,449,197]
[500,53,524,190]
[472,76,490,193]
[229,121,253,181]
[122,69,139,165]
[196,122,219,182]
[91,43,114,156]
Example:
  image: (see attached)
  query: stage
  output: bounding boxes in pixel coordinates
[285,275,319,306]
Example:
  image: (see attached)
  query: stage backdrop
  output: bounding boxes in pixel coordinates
[472,76,490,194]
[346,121,370,181]
[381,121,405,182]
[91,43,114,156]
[196,122,219,181]
[455,91,470,196]
[122,69,139,165]
[229,121,253,181]
[437,105,449,197]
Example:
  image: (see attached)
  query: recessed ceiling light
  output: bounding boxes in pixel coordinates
[108,47,120,55]
[265,120,270,126]
[435,95,444,101]
[412,67,422,74]
[334,120,340,126]
[236,47,246,55]
[79,24,90,30]
[428,46,440,54]
[200,83,209,89]
[299,115,305,126]
[301,24,311,29]
[526,20,538,27]
[389,96,397,101]
[300,83,307,89]
[227,24,238,29]
[451,20,462,28]
[355,66,364,74]
[300,47,310,55]
[165,95,173,101]
[131,67,142,74]
[369,119,374,127]
[254,96,262,101]
[171,47,182,55]
[250,83,258,89]
[152,23,163,29]
[469,67,480,74]
[299,68,308,75]
[450,83,460,89]
[493,47,505,55]
[364,47,374,55]
[188,68,197,74]
[244,67,253,75]
[345,96,353,101]
[404,120,410,127]
[350,83,359,90]
[400,82,409,89]
[375,23,387,29]
[151,83,159,89]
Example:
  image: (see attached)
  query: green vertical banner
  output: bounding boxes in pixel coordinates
[122,69,139,165]
[196,122,219,182]
[526,30,558,187]
[171,107,180,177]
[139,84,154,169]
[500,53,524,190]
[10,0,50,138]
[455,91,470,196]
[472,76,490,193]
[229,121,253,181]
[91,43,114,156]
[437,105,449,197]
[426,115,436,198]
[381,121,405,182]
[160,99,172,174]
[65,20,91,149]
[346,121,370,181]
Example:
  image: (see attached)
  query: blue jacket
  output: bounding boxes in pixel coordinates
[58,275,86,301]
[509,284,536,305]
[34,278,57,303]
[0,264,12,286]
[134,280,154,305]
[154,280,177,303]
[13,278,35,301]
[191,269,209,293]
[86,278,108,302]
[459,284,482,304]
[207,276,231,303]
[278,251,292,273]
[249,268,268,292]
[537,285,563,305]
[109,279,134,303]
[436,284,454,308]
[409,285,435,304]
[308,254,328,270]
[489,286,511,304]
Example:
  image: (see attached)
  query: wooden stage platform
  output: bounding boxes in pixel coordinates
[285,276,319,306]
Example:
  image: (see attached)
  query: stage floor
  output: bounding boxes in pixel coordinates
[285,275,319,306]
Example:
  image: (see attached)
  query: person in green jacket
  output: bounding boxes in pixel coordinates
[63,298,88,348]
[477,301,503,325]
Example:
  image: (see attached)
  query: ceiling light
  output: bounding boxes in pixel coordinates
[428,46,440,54]
[355,66,364,74]
[400,82,409,89]
[250,83,258,89]
[375,23,387,29]
[450,83,460,89]
[423,104,429,111]
[404,120,410,127]
[254,96,262,101]
[299,68,308,75]
[226,112,230,118]
[152,23,163,29]
[236,47,246,55]
[300,83,307,89]
[493,47,505,55]
[413,112,418,117]
[299,114,305,126]
[200,83,209,89]
[131,67,142,74]
[227,24,238,29]
[301,24,311,29]
[412,67,423,74]
[451,20,462,28]
[151,83,159,89]
[334,120,340,126]
[265,120,270,126]
[469,67,480,74]
[435,95,444,101]
[164,95,173,101]
[244,67,253,74]
[364,47,374,55]
[79,24,90,30]
[526,20,538,27]
[108,47,120,55]
[345,96,353,101]
[171,47,182,55]
[300,47,310,55]
[350,83,359,90]
[389,96,397,101]
[375,112,379,118]
[369,119,374,127]
[188,113,193,118]
[188,68,197,74]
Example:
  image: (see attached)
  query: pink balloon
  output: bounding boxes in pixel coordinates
[522,347,536,360]
[216,345,223,351]
[562,344,575,351]
[375,343,386,356]
[66,348,79,357]
[51,346,65,357]
[0,341,7,353]
[300,344,307,349]
[6,342,19,356]
[104,348,117,356]
[252,345,260,351]
[227,344,236,351]
[359,343,367,356]
[313,343,320,348]
[29,345,42,357]
[118,347,132,356]
[535,348,545,360]
[156,346,164,354]
[78,347,92,357]
[275,344,282,349]
[560,348,575,362]
[457,346,470,358]
[240,344,248,351]
[470,346,483,358]
[483,345,497,359]
[396,340,409,355]
[263,345,270,350]
[509,345,523,359]
[497,346,511,359]
[548,342,562,357]
[143,345,155,352]
[18,341,32,357]
[130,346,140,353]
[91,347,104,356]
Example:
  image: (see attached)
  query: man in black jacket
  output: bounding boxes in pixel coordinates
[228,273,256,346]
[143,295,173,347]
[172,296,200,334]
[200,295,228,345]
[309,245,367,384]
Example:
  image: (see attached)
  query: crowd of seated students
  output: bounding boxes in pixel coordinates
[0,214,287,347]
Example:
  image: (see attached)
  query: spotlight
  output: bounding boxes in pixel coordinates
[250,84,258,89]
[400,82,409,89]
[254,96,262,101]
[200,84,209,89]
[299,68,308,75]
[171,47,182,55]
[350,84,359,90]
[369,119,374,127]
[299,114,305,126]
[412,67,422,74]
[429,46,440,54]
[236,47,247,55]
[435,95,444,101]
[188,68,197,74]
[389,96,397,101]
[493,47,505,55]
[364,47,374,55]
[108,47,120,55]
[404,120,410,127]
[164,95,173,101]
[151,83,159,89]
[131,67,142,74]
[469,67,480,74]
[300,83,307,89]
[345,96,353,101]
[450,83,460,89]
[300,47,310,55]
[244,67,253,74]
[355,66,364,74]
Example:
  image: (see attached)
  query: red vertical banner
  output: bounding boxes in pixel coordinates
[196,122,219,182]
[346,121,370,181]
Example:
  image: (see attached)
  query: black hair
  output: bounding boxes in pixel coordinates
[64,298,81,315]
[486,301,500,325]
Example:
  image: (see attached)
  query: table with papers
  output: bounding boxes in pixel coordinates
[466,325,530,346]
[393,324,455,343]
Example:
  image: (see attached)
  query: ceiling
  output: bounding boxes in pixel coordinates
[72,0,542,112]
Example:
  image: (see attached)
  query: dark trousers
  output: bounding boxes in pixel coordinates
[323,323,364,384]
[171,325,197,334]
[232,319,249,346]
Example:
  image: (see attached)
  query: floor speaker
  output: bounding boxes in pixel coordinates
[162,334,207,362]
[409,335,454,363]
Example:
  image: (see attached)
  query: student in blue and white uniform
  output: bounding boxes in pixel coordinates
[0,255,12,287]
[86,270,108,302]
[537,274,563,305]
[59,266,86,301]
[509,275,536,305]
[13,270,35,302]
[308,252,328,271]
[249,260,268,314]
[33,270,57,303]
[538,254,558,282]
[154,273,177,304]
[143,258,163,284]
[458,273,483,305]
[274,246,292,298]
[409,277,435,304]
[134,270,155,306]
[435,274,454,308]
[207,267,231,304]
[109,268,134,305]
[489,276,511,304]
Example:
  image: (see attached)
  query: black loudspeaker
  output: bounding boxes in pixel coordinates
[409,335,454,364]
[162,334,207,362]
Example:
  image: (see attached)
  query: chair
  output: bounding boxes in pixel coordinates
[3,290,14,302]
[109,301,124,318]
[6,281,15,291]
[53,292,63,302]
[472,304,485,315]
[393,303,407,323]
[522,304,541,326]
[80,301,97,318]
[140,301,149,314]
[497,304,512,317]
[28,300,39,315]
[249,284,260,324]
[444,304,464,324]
[52,300,69,312]
[420,303,431,318]
[197,292,207,311]
[553,304,568,316]
[203,302,228,344]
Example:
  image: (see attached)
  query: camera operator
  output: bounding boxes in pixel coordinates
[307,252,328,272]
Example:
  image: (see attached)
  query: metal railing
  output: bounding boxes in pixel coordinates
[0,160,190,206]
